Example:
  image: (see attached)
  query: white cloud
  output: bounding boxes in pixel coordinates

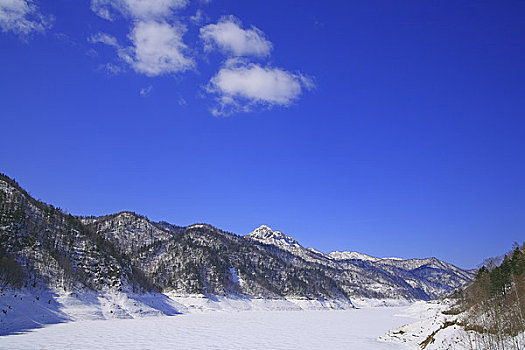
[90,23,193,76]
[140,85,153,96]
[200,15,272,58]
[89,32,119,48]
[91,0,187,20]
[0,0,50,35]
[120,21,194,76]
[206,59,314,116]
[89,1,193,77]
[87,3,313,115]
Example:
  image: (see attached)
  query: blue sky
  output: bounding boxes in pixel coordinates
[1,0,524,269]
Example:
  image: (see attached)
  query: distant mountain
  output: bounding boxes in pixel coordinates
[245,225,474,300]
[246,225,301,247]
[0,173,474,303]
[328,251,382,262]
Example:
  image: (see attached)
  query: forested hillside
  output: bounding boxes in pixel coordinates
[450,243,525,349]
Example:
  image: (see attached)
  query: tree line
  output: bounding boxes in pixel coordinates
[453,243,525,349]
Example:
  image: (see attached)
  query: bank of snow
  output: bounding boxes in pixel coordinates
[165,293,354,313]
[0,289,180,336]
[0,289,356,336]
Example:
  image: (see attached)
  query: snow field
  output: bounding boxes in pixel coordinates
[0,307,417,350]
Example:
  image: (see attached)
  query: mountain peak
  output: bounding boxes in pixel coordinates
[246,225,301,247]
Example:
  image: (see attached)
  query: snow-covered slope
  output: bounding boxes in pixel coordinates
[381,299,525,350]
[328,251,381,262]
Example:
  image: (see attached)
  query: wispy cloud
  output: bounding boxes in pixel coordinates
[140,85,153,96]
[0,0,51,35]
[190,9,205,25]
[89,32,119,48]
[91,0,188,21]
[207,59,314,116]
[200,15,272,58]
[100,62,125,74]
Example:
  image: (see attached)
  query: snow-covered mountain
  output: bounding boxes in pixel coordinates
[243,225,474,301]
[328,251,382,262]
[0,173,474,305]
[247,225,301,247]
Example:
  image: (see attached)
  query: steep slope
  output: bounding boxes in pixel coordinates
[0,175,152,293]
[82,217,349,299]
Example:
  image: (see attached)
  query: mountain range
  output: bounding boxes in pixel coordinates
[0,173,474,303]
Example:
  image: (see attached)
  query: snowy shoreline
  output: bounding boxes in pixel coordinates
[1,288,370,336]
[3,288,458,350]
[382,300,525,350]
[0,301,418,350]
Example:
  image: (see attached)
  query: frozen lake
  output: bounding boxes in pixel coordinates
[0,307,415,349]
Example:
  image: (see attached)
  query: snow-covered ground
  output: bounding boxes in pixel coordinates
[0,307,417,350]
[382,300,525,350]
[0,289,357,336]
[1,288,435,349]
[381,300,454,348]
